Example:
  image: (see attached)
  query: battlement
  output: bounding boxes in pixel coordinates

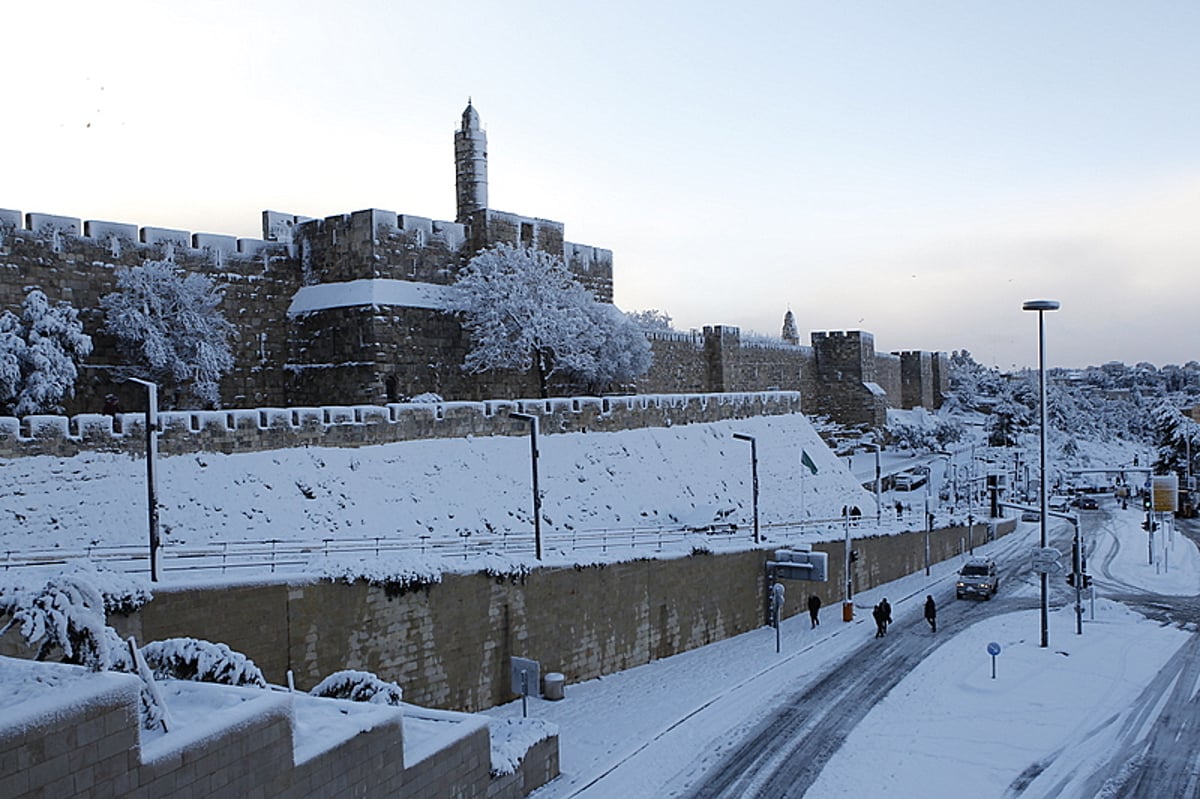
[0,207,286,258]
[0,391,804,458]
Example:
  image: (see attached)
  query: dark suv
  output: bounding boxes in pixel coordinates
[956,557,999,600]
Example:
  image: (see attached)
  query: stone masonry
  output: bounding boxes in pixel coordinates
[1,104,947,428]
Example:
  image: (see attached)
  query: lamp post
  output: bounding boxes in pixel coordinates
[127,378,161,582]
[1023,299,1060,648]
[510,413,543,560]
[732,433,760,544]
[862,442,882,525]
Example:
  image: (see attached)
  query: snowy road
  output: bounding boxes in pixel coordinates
[678,530,1042,798]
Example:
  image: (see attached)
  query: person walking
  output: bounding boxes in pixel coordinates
[924,595,937,633]
[807,594,822,628]
[873,602,886,638]
[879,598,892,635]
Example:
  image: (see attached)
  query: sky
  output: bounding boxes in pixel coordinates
[4,1,1198,370]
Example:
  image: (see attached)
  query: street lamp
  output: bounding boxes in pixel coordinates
[510,412,543,560]
[732,434,760,544]
[1023,298,1060,648]
[126,377,161,582]
[862,442,882,525]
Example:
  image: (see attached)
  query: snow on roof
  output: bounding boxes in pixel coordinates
[288,279,461,316]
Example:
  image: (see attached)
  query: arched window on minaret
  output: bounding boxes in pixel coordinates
[782,309,799,345]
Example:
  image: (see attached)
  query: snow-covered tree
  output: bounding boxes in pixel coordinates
[627,309,673,331]
[310,669,403,705]
[99,261,235,408]
[567,302,652,394]
[452,243,650,397]
[0,289,93,416]
[140,638,267,688]
[0,574,128,671]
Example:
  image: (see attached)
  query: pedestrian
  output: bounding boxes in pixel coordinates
[808,594,822,628]
[895,500,904,520]
[880,598,892,635]
[873,602,886,638]
[924,595,937,633]
[102,394,121,417]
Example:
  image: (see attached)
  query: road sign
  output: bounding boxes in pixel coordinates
[1031,547,1062,573]
[987,641,1001,679]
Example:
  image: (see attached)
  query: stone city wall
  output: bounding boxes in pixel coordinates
[0,391,804,458]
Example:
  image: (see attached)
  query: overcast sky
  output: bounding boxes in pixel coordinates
[4,1,1198,370]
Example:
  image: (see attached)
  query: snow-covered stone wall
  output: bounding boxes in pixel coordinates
[0,391,803,458]
[0,656,532,799]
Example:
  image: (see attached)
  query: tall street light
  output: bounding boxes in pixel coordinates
[126,377,161,582]
[1023,299,1060,648]
[510,412,543,560]
[732,434,760,544]
[862,442,882,525]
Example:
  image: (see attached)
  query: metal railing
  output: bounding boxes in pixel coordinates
[0,511,933,579]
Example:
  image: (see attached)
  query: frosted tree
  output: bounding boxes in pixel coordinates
[453,243,649,397]
[627,308,673,331]
[572,302,653,394]
[99,261,235,408]
[0,289,93,416]
[0,574,128,671]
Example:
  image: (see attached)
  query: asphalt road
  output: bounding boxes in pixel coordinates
[679,520,1042,799]
[679,508,1200,798]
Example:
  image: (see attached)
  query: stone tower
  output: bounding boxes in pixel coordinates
[454,101,488,223]
[781,309,799,345]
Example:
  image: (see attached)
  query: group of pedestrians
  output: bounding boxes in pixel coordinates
[804,593,938,637]
[872,595,937,637]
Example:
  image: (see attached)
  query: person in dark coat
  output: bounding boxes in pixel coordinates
[879,598,892,635]
[924,595,937,633]
[807,594,822,628]
[873,602,887,638]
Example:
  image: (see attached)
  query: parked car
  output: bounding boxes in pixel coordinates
[1021,509,1040,522]
[956,557,1000,600]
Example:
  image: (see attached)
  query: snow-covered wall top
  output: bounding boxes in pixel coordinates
[0,391,803,459]
[288,279,461,315]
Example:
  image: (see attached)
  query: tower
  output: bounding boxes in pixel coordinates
[781,309,799,345]
[454,101,488,223]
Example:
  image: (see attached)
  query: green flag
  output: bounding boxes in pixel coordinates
[801,449,819,476]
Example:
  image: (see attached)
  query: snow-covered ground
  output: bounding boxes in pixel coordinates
[0,414,877,568]
[484,505,1199,797]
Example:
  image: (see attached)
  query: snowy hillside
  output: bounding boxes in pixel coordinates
[1,414,873,557]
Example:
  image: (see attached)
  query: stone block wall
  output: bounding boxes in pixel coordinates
[53,518,1017,716]
[0,658,543,799]
[0,392,804,459]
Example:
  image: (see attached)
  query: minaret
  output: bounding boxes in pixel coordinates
[455,100,488,223]
[782,309,799,345]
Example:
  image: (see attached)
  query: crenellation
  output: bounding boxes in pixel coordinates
[26,212,82,235]
[139,226,191,248]
[83,220,139,242]
[192,233,238,254]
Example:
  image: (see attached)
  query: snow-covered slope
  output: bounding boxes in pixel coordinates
[1,413,872,554]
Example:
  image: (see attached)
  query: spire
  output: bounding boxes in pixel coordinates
[462,99,481,132]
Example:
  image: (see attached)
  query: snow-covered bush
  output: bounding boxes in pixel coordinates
[140,637,267,688]
[475,553,533,584]
[0,574,129,671]
[0,289,93,416]
[489,718,558,777]
[316,552,444,598]
[99,260,234,408]
[309,669,403,705]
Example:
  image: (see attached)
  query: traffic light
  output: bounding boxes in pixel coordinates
[1082,574,1092,589]
[1066,573,1076,587]
[850,549,860,563]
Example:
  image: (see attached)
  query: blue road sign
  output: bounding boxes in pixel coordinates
[987,641,1001,656]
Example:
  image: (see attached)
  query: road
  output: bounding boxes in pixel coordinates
[678,520,1043,798]
[678,509,1200,798]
